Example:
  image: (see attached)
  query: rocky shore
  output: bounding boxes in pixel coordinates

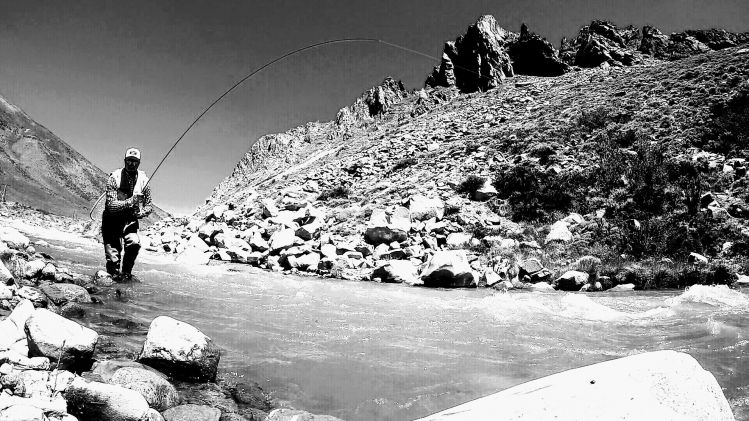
[0,208,341,421]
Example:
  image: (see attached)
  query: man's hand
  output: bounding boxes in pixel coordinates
[130,194,143,207]
[135,210,149,219]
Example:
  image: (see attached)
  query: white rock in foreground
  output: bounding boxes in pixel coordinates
[415,350,734,421]
[138,316,220,382]
[25,308,98,371]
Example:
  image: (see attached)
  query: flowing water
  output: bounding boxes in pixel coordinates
[32,234,749,421]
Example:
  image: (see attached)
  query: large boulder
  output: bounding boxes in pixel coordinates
[265,409,344,421]
[667,32,711,60]
[563,20,642,67]
[545,221,573,244]
[162,404,220,421]
[269,229,299,254]
[25,308,98,371]
[0,227,30,250]
[64,376,150,421]
[640,25,670,58]
[421,250,476,288]
[553,271,589,291]
[364,209,408,245]
[409,195,445,221]
[415,350,734,421]
[426,15,515,92]
[109,366,179,411]
[138,316,220,382]
[0,260,13,285]
[372,260,420,285]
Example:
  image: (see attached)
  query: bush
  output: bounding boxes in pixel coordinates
[578,107,611,131]
[318,185,350,201]
[701,81,749,156]
[493,164,588,222]
[456,175,486,196]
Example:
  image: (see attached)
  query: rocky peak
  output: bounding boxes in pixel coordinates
[508,23,569,77]
[426,15,517,92]
[336,77,409,128]
[562,20,644,67]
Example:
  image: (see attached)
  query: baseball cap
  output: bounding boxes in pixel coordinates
[125,148,141,161]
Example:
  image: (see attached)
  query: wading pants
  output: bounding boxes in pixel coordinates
[102,218,141,275]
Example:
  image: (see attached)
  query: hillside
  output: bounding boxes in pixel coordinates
[144,16,749,291]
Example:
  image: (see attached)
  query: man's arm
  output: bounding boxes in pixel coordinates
[104,176,135,214]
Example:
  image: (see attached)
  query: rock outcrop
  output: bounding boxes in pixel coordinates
[426,15,516,92]
[508,24,569,76]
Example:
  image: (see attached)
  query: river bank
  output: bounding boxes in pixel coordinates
[2,203,749,420]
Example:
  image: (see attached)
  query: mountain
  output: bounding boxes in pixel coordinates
[144,16,749,289]
[0,92,169,222]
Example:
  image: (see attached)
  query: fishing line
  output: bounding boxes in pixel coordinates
[90,37,486,220]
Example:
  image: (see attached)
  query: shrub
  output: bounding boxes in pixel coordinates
[701,81,749,156]
[493,164,588,222]
[318,185,350,201]
[456,175,486,196]
[578,107,611,131]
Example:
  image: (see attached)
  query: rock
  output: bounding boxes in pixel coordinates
[607,283,636,292]
[446,232,472,248]
[261,199,279,218]
[563,20,642,67]
[65,376,150,421]
[162,404,221,421]
[409,195,445,221]
[291,253,321,272]
[211,205,228,220]
[265,409,344,421]
[249,232,270,252]
[553,271,589,291]
[518,258,544,278]
[507,23,569,76]
[25,308,98,371]
[16,287,46,307]
[54,284,91,303]
[38,283,68,306]
[389,207,412,232]
[0,260,13,285]
[480,270,503,287]
[138,316,220,382]
[175,238,212,265]
[414,350,734,421]
[41,263,56,279]
[269,229,298,254]
[425,15,515,92]
[372,261,420,284]
[295,221,323,241]
[667,32,711,60]
[109,366,179,411]
[0,404,46,421]
[421,250,476,288]
[471,180,498,201]
[688,252,709,265]
[735,275,749,285]
[364,209,408,245]
[0,284,11,300]
[640,25,670,58]
[0,227,30,250]
[228,381,274,411]
[527,282,555,292]
[545,221,573,243]
[23,260,46,279]
[93,270,115,287]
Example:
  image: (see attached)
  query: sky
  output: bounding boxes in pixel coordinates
[1,0,747,215]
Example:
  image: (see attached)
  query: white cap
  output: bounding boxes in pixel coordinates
[125,148,141,160]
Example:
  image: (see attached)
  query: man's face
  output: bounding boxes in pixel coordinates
[124,158,140,173]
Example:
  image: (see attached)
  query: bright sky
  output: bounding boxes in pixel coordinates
[1,0,747,215]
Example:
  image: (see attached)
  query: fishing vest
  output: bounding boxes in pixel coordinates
[111,168,149,198]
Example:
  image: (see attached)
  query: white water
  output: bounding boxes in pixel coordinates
[31,235,749,421]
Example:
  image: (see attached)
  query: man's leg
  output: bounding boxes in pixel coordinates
[102,222,123,276]
[121,222,141,275]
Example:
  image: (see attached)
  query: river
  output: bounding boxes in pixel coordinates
[30,231,749,421]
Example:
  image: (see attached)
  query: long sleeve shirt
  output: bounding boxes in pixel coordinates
[104,169,153,218]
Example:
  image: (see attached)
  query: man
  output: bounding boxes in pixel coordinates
[102,147,152,281]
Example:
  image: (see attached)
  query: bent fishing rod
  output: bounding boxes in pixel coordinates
[89,37,487,220]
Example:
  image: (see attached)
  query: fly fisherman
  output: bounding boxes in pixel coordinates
[102,148,152,281]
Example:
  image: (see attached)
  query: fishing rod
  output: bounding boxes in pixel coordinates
[89,37,487,220]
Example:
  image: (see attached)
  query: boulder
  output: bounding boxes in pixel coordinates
[23,260,46,279]
[553,271,589,291]
[685,29,738,50]
[471,180,498,201]
[16,287,46,307]
[265,409,344,421]
[640,25,670,58]
[409,195,445,221]
[688,252,709,265]
[545,221,573,243]
[261,199,279,218]
[0,284,11,300]
[54,283,91,303]
[64,376,150,421]
[0,227,30,250]
[0,260,13,285]
[162,404,220,421]
[0,404,45,421]
[667,32,711,60]
[421,251,476,288]
[93,270,115,287]
[138,316,220,382]
[249,232,270,252]
[109,366,179,411]
[446,233,472,248]
[175,238,211,265]
[414,350,734,421]
[527,282,555,292]
[608,283,636,292]
[372,261,420,285]
[566,20,642,67]
[269,229,299,254]
[290,252,321,272]
[364,209,408,245]
[38,283,68,306]
[25,308,98,371]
